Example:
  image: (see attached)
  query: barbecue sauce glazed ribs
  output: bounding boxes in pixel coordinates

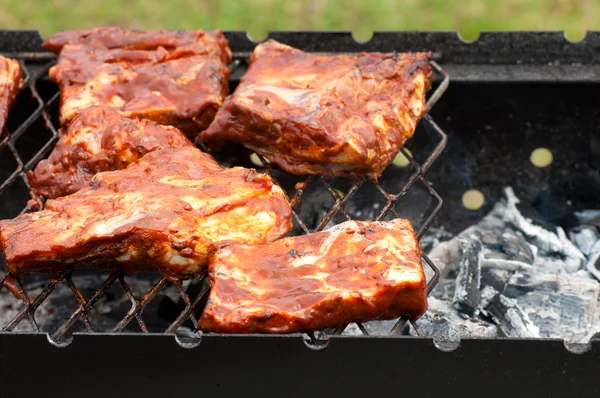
[28,107,193,201]
[200,40,432,178]
[43,27,232,64]
[0,55,24,134]
[0,146,293,276]
[44,28,232,138]
[199,218,427,333]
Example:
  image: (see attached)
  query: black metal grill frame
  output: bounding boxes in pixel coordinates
[0,31,448,344]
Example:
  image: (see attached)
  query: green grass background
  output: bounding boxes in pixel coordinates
[1,0,598,40]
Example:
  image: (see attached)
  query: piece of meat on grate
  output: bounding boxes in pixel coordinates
[199,40,432,178]
[199,218,427,333]
[49,43,230,137]
[0,146,293,276]
[28,107,193,201]
[43,27,232,64]
[0,55,24,134]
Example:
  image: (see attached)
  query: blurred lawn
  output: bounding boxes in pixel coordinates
[1,0,599,40]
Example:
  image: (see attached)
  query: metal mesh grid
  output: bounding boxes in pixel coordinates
[0,52,448,345]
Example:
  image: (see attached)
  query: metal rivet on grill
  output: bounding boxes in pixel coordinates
[462,189,485,211]
[392,148,412,167]
[530,147,553,168]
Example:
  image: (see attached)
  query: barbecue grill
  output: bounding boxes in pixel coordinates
[0,30,599,397]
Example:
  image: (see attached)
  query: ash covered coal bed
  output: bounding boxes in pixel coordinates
[345,187,600,343]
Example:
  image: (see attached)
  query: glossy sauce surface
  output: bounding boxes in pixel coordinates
[0,55,23,134]
[1,146,293,276]
[28,107,193,201]
[45,28,231,137]
[43,27,232,64]
[200,40,432,178]
[200,218,427,333]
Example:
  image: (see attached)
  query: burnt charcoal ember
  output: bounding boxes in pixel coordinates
[428,187,586,275]
[414,297,500,341]
[430,278,455,301]
[499,231,535,264]
[428,238,462,278]
[575,210,600,228]
[453,235,483,315]
[342,320,397,336]
[483,290,540,338]
[419,227,453,253]
[505,269,599,342]
[501,187,585,272]
[481,260,600,341]
[424,187,599,341]
[478,286,499,317]
[587,245,600,281]
[569,226,599,257]
[481,259,517,292]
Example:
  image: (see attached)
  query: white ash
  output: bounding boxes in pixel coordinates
[413,297,500,341]
[575,210,600,227]
[424,187,600,342]
[569,227,599,257]
[452,235,483,315]
[429,187,586,276]
[587,247,600,281]
[342,320,398,336]
[483,291,540,338]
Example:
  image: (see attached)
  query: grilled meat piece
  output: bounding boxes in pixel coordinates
[0,146,293,276]
[43,27,232,64]
[0,55,24,134]
[28,107,193,201]
[200,40,432,178]
[199,218,427,333]
[49,43,230,136]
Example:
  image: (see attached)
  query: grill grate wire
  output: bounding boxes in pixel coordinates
[0,52,448,344]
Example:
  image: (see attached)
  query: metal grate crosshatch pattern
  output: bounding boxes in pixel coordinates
[0,38,448,346]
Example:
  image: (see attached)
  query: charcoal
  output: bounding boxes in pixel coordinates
[478,286,499,317]
[570,269,598,281]
[419,227,453,253]
[481,260,514,292]
[453,235,483,315]
[428,237,463,279]
[480,259,600,341]
[425,188,600,341]
[499,231,535,264]
[500,187,585,272]
[569,226,599,257]
[430,187,585,275]
[341,320,397,336]
[430,278,455,301]
[575,210,600,228]
[533,256,572,274]
[414,297,500,340]
[483,291,540,338]
[587,245,600,281]
[505,269,599,341]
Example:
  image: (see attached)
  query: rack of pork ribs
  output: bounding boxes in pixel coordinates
[0,28,448,339]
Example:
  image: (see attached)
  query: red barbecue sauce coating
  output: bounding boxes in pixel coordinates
[200,218,427,333]
[200,40,432,178]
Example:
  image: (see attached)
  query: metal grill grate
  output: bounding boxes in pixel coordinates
[0,50,448,345]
